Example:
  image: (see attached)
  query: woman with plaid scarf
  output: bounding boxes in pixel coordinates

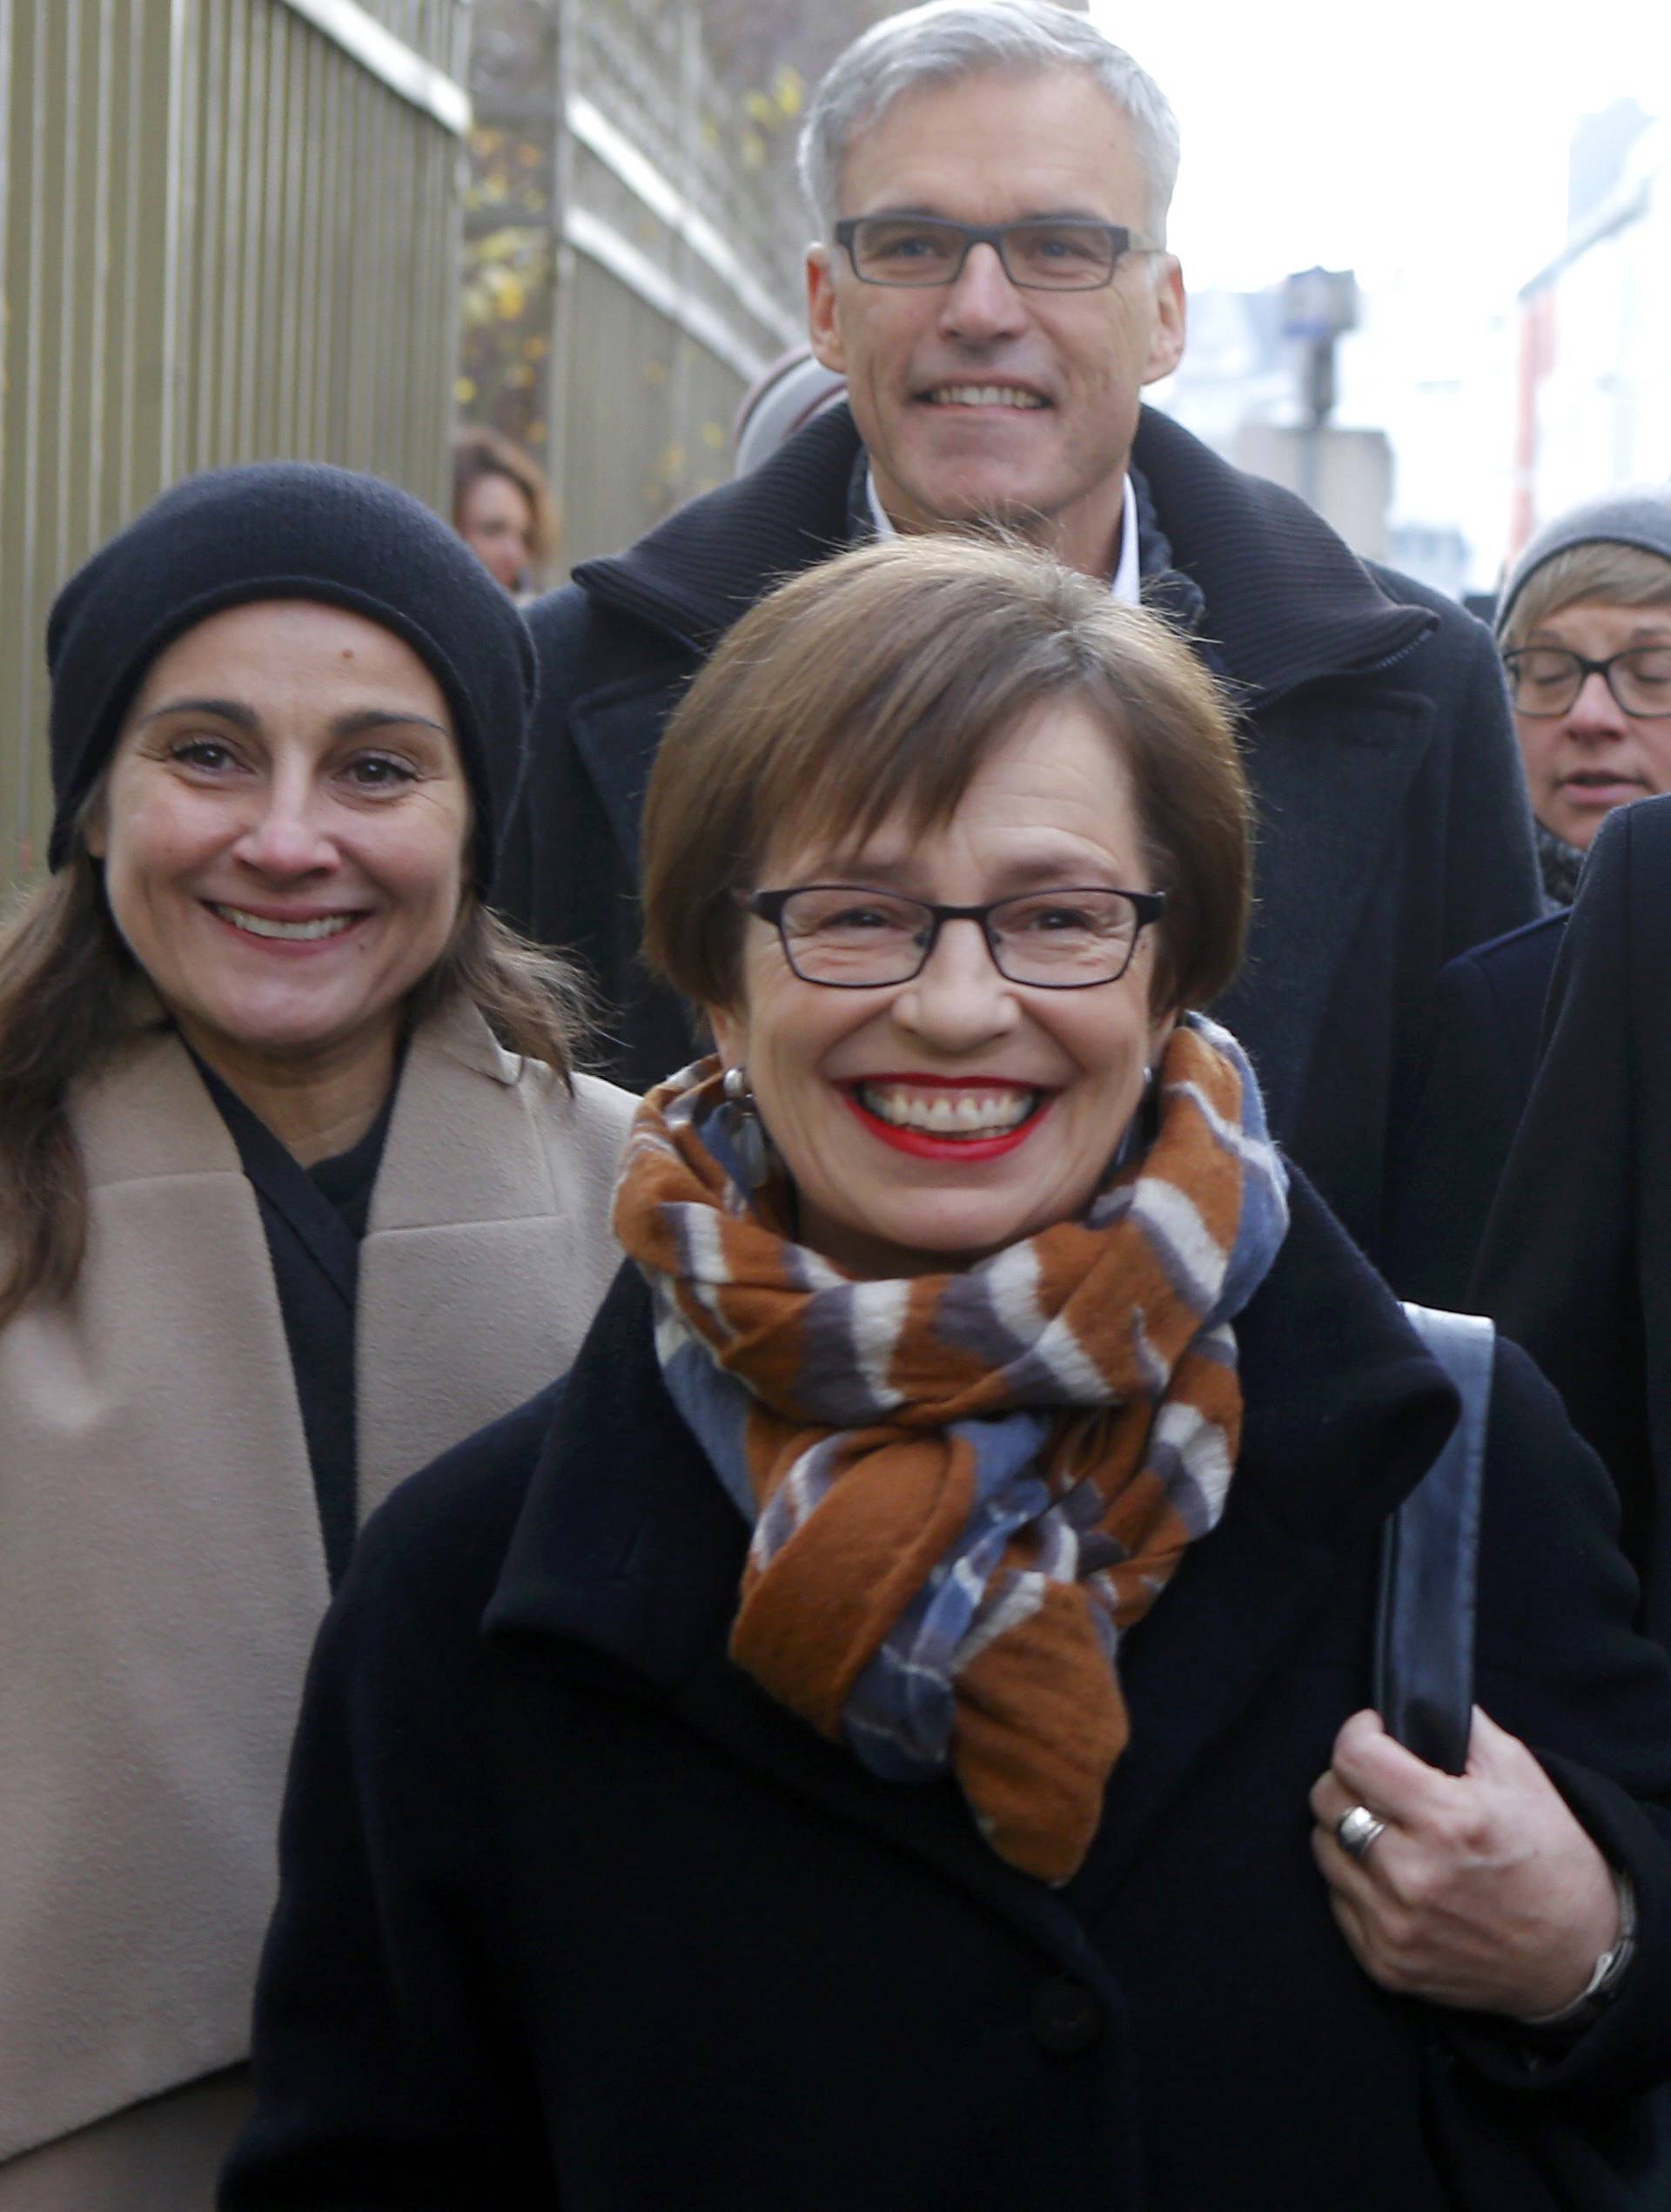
[228,538,1671,2212]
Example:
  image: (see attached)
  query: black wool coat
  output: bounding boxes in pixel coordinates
[1382,911,1567,1311]
[1473,797,1671,1644]
[225,1180,1671,2212]
[500,404,1539,1268]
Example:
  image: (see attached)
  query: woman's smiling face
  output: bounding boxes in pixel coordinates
[709,697,1174,1277]
[89,598,472,1089]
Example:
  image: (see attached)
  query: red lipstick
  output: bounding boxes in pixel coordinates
[840,1077,1054,1161]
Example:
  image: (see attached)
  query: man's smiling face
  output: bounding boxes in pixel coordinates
[807,66,1184,579]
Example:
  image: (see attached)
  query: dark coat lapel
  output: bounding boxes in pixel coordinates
[489,1187,1458,1949]
[1130,407,1436,703]
[570,408,860,653]
[1622,807,1671,1497]
[487,1269,1101,1973]
[1214,687,1438,1134]
[565,669,691,879]
[1128,410,1448,1134]
[668,1619,1106,1976]
[1077,1494,1346,1908]
[564,411,861,877]
[1476,799,1671,1633]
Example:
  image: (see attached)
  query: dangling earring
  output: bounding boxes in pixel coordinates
[719,1064,772,1191]
[1140,1060,1161,1134]
[1110,1064,1160,1173]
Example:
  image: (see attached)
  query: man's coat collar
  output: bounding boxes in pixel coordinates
[565,402,1438,705]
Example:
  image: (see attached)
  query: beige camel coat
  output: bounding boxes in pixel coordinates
[0,996,635,2205]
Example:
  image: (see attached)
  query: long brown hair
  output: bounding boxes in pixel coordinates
[0,835,591,1328]
[0,852,138,1325]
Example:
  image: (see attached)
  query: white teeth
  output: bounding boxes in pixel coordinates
[927,385,1046,409]
[216,906,359,941]
[859,1083,1037,1135]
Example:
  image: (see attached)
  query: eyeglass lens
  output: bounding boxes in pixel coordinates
[846,217,1124,290]
[774,887,1145,986]
[1507,646,1671,716]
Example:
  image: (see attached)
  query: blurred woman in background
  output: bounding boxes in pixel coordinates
[1384,487,1671,1307]
[452,426,560,597]
[0,462,632,2208]
[1497,487,1671,909]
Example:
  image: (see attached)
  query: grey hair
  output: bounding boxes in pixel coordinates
[798,1,1181,244]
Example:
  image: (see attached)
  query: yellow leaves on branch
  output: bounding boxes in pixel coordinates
[460,229,548,331]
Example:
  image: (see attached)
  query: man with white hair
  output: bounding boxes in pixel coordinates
[505,0,1540,1266]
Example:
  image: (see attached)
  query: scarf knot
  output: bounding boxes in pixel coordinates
[614,1015,1288,1883]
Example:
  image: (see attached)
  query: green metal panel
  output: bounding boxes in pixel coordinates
[0,0,471,892]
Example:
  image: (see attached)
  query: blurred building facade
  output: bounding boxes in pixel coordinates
[1157,103,1668,608]
[0,0,471,891]
[1154,287,1396,572]
[463,0,803,575]
[1511,118,1671,557]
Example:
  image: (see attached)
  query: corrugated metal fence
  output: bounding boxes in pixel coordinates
[0,0,471,889]
[554,0,803,565]
[466,0,806,574]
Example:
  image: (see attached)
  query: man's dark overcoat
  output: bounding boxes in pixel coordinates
[502,404,1539,1265]
[1473,797,1671,1642]
[225,1182,1671,2212]
[1382,911,1566,1308]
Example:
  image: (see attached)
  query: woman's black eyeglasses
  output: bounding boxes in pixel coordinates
[743,884,1166,990]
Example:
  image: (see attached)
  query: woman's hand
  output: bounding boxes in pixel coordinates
[1310,1707,1620,2021]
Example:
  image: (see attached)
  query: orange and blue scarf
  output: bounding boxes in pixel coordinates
[614,1014,1289,1884]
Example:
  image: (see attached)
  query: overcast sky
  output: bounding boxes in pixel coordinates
[1093,0,1670,301]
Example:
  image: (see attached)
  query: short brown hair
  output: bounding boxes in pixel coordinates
[1501,541,1671,649]
[641,535,1251,1017]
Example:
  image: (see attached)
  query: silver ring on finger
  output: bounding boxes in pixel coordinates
[1335,1804,1387,1861]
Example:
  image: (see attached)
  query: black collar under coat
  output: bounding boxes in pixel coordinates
[568,404,1437,709]
[485,1177,1457,1949]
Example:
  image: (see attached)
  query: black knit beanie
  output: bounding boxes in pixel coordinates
[45,461,537,894]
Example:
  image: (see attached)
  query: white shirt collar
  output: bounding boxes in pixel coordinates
[863,468,1140,606]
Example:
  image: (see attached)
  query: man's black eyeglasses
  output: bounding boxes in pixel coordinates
[832,215,1158,292]
[1503,645,1671,718]
[744,885,1166,990]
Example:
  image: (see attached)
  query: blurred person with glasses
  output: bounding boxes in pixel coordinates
[1454,490,1671,1651]
[1387,491,1671,1319]
[1495,487,1671,908]
[500,0,1540,1289]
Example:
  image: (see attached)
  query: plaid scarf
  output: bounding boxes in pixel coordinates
[614,1015,1289,1884]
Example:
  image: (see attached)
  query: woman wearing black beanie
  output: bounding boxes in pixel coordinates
[0,462,634,2207]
